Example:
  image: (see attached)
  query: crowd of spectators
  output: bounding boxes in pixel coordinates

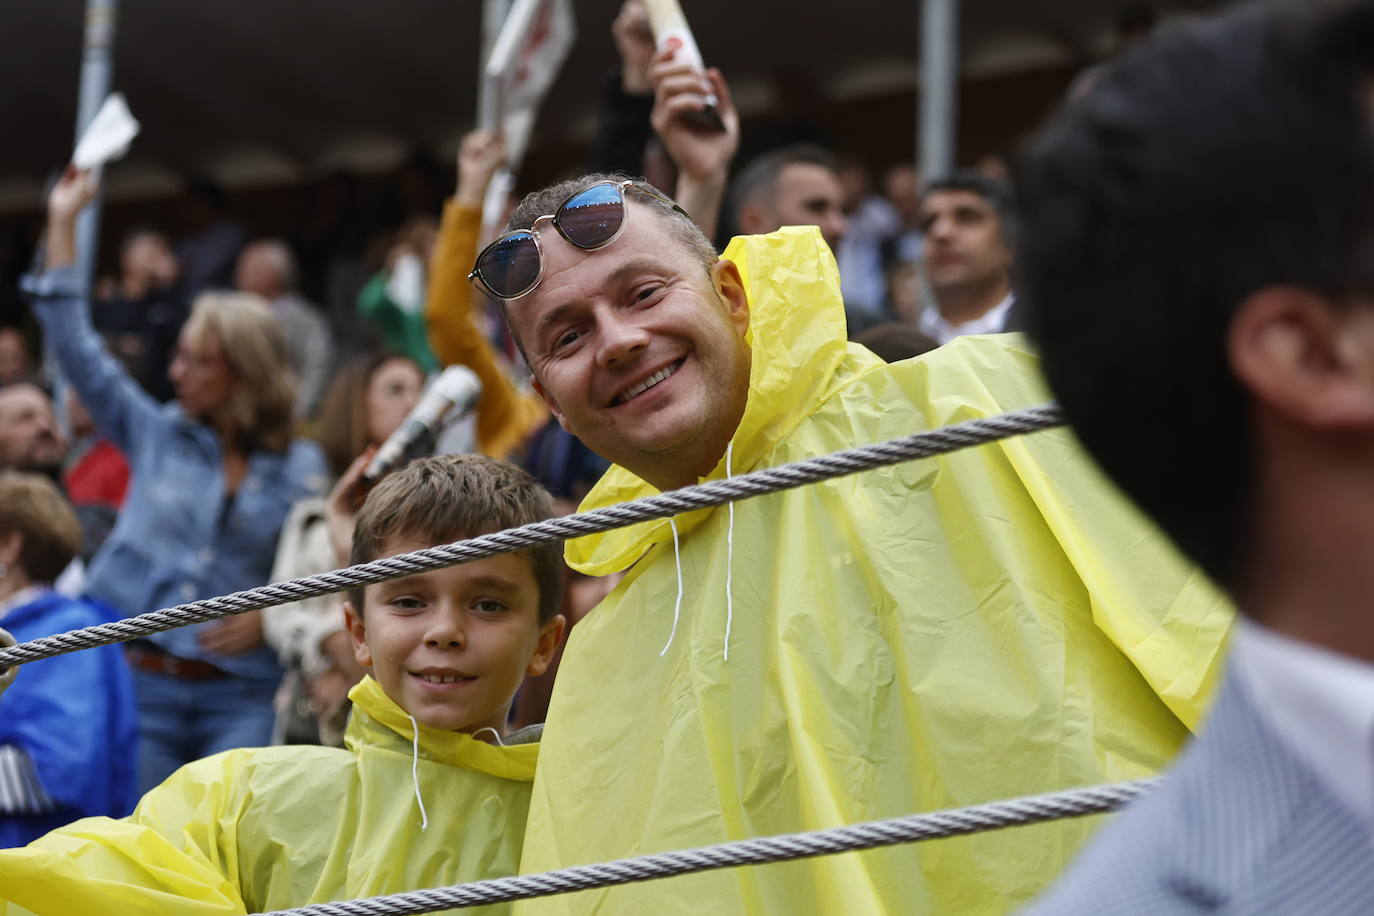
[0,0,1163,845]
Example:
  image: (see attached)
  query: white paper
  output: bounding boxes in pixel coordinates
[72,93,140,170]
[385,253,426,314]
[481,0,576,170]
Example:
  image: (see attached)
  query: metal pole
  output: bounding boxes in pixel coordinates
[479,0,514,128]
[73,0,120,292]
[919,0,958,181]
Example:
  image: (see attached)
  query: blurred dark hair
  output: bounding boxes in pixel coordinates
[852,323,939,363]
[728,143,840,219]
[1015,0,1374,591]
[922,170,1018,250]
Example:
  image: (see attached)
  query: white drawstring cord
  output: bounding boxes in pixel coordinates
[406,714,429,831]
[724,441,736,662]
[472,726,506,746]
[659,518,684,656]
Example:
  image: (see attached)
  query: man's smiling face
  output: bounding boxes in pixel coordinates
[506,203,751,490]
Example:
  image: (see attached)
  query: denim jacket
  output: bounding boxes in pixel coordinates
[24,268,328,681]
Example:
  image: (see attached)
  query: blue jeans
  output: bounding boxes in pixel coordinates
[133,669,279,794]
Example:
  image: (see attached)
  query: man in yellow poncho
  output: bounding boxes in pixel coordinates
[469,177,1234,914]
[0,455,567,915]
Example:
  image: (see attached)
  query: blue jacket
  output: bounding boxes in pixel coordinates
[0,590,138,848]
[25,268,328,681]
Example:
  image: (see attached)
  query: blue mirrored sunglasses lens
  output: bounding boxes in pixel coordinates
[478,231,540,298]
[558,184,625,249]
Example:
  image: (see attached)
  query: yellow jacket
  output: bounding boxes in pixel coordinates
[0,677,538,915]
[518,228,1233,914]
[426,200,547,459]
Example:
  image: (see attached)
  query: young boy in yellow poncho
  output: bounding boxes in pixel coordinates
[0,454,567,916]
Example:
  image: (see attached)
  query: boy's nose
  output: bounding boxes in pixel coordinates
[424,611,466,647]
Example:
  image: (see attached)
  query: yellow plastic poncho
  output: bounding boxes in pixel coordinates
[0,676,537,915]
[518,228,1233,914]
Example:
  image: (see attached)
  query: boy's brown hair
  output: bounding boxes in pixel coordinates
[0,472,82,583]
[349,454,563,622]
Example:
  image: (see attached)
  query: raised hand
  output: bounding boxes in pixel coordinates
[611,0,656,95]
[455,128,507,209]
[44,165,101,269]
[649,52,739,185]
[649,49,739,239]
[47,165,99,222]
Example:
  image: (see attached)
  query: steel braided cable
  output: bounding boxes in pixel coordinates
[0,627,15,696]
[0,403,1063,671]
[256,778,1154,915]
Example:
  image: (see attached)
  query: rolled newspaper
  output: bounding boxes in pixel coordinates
[642,0,725,131]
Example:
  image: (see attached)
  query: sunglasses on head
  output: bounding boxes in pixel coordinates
[468,179,688,301]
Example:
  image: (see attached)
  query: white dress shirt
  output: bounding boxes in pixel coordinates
[1232,619,1374,831]
[919,292,1015,344]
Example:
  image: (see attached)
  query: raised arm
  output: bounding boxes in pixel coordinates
[648,49,740,243]
[30,167,165,455]
[425,130,547,460]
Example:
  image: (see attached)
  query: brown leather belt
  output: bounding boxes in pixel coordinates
[126,643,226,681]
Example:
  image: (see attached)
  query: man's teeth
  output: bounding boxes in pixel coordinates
[418,674,469,683]
[619,364,676,404]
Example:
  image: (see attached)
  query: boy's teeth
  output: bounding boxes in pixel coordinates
[420,674,467,683]
[619,364,676,404]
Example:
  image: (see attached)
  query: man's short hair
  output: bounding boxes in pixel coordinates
[1014,0,1374,590]
[0,472,81,583]
[728,144,839,219]
[922,170,1018,250]
[349,454,563,623]
[506,174,716,274]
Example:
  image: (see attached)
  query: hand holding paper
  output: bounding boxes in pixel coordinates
[72,92,140,172]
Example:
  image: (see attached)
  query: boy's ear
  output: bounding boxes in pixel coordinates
[525,614,567,678]
[343,600,373,669]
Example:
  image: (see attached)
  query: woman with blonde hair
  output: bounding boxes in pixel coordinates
[29,168,327,792]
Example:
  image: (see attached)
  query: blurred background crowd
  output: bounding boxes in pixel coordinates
[0,0,1217,834]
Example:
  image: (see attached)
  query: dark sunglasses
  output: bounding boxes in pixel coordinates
[468,180,687,301]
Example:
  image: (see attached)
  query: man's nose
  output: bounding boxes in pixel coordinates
[594,316,651,369]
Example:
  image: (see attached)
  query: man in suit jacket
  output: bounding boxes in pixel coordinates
[1014,0,1374,912]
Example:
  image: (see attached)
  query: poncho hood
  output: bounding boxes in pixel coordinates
[347,675,538,782]
[566,227,876,575]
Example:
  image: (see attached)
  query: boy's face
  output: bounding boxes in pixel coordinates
[345,533,564,734]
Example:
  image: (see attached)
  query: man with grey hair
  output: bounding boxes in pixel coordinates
[471,172,1230,913]
[235,240,335,417]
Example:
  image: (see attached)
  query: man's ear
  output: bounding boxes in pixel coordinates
[343,600,373,669]
[531,377,570,432]
[0,531,23,569]
[525,614,567,678]
[712,260,750,338]
[1229,287,1374,430]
